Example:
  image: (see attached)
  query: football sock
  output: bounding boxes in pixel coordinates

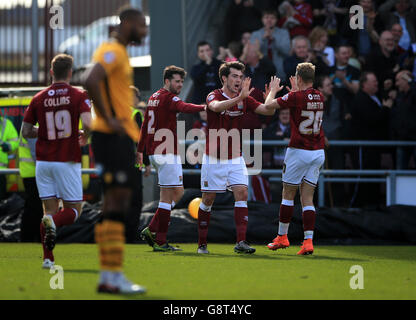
[234,201,248,243]
[148,211,159,233]
[40,222,54,261]
[155,202,171,245]
[95,219,125,273]
[198,202,212,246]
[278,199,294,235]
[302,206,316,240]
[52,208,77,227]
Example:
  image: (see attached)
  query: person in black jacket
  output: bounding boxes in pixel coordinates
[190,41,222,104]
[350,71,393,207]
[391,70,416,169]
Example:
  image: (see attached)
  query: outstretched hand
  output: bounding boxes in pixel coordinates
[239,77,255,100]
[286,76,298,92]
[269,76,284,94]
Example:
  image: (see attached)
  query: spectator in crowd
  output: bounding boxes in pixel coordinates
[329,45,360,121]
[390,23,416,70]
[263,109,291,168]
[340,0,384,63]
[309,26,336,67]
[277,0,313,38]
[224,0,263,44]
[348,45,362,71]
[217,41,241,62]
[190,41,222,104]
[390,22,407,53]
[391,70,416,169]
[241,31,252,47]
[350,72,393,207]
[310,0,349,44]
[379,0,416,52]
[316,75,347,205]
[364,30,401,98]
[284,36,330,85]
[242,41,277,101]
[250,9,291,81]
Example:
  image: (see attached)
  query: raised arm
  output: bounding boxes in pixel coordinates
[173,100,206,113]
[264,76,285,110]
[208,77,254,113]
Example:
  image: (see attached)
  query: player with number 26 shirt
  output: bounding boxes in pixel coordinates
[264,62,325,256]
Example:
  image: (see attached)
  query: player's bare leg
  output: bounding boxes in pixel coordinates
[268,183,298,251]
[197,192,216,254]
[297,182,316,255]
[231,186,255,254]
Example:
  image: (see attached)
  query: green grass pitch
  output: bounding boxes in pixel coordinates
[0,243,415,300]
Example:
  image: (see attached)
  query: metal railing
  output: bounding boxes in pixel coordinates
[1,140,415,207]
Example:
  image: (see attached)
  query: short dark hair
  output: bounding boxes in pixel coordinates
[262,9,278,18]
[118,5,143,23]
[163,65,186,81]
[359,71,376,89]
[197,41,211,50]
[335,44,350,53]
[219,61,245,84]
[51,54,73,80]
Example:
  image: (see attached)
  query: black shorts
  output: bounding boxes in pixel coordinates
[91,132,137,190]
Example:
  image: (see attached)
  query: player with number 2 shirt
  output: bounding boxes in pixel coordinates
[137,65,205,252]
[264,62,326,256]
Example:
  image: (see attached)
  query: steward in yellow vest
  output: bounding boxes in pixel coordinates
[0,116,19,200]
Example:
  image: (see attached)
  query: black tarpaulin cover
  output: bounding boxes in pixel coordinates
[1,192,415,245]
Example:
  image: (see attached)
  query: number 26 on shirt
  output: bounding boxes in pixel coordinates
[299,110,323,135]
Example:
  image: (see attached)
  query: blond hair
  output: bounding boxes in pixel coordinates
[296,62,315,83]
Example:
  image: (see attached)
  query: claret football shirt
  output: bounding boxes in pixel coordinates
[23,82,91,162]
[276,87,325,150]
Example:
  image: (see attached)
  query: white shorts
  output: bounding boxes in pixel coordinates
[36,161,83,202]
[149,154,183,188]
[201,155,248,193]
[282,148,325,187]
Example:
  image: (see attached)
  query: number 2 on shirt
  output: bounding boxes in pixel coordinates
[45,110,72,140]
[299,110,323,135]
[147,110,155,134]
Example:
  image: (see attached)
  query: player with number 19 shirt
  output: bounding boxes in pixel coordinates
[24,83,91,162]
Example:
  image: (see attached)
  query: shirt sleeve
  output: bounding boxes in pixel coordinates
[276,92,296,109]
[79,91,92,114]
[169,96,205,113]
[92,44,122,76]
[206,92,219,108]
[23,98,38,125]
[245,95,261,113]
